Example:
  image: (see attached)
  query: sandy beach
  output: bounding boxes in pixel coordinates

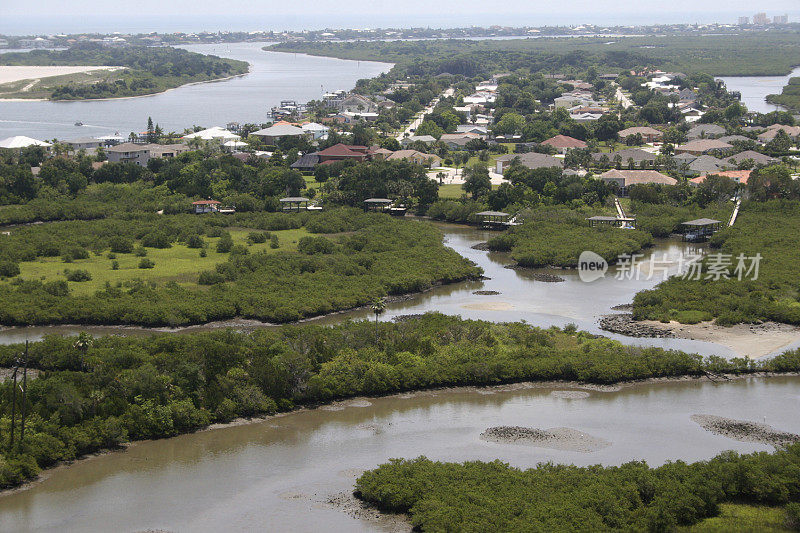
[0,65,118,85]
[641,319,800,359]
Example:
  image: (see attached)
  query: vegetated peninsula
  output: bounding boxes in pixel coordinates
[767,77,800,112]
[267,32,800,76]
[0,313,798,490]
[0,44,248,100]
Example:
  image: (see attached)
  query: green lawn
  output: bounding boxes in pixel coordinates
[438,183,466,198]
[13,228,309,296]
[683,504,791,532]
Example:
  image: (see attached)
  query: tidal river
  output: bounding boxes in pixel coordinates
[0,222,744,358]
[0,42,392,140]
[0,375,797,532]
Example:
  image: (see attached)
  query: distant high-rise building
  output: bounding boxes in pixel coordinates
[738,16,750,25]
[774,14,789,24]
[753,12,769,25]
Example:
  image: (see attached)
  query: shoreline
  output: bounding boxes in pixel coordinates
[1,370,797,498]
[0,71,249,103]
[600,313,800,359]
[0,275,481,335]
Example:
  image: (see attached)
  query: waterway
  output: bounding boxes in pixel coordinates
[0,42,392,141]
[0,374,797,532]
[0,223,743,359]
[719,66,800,114]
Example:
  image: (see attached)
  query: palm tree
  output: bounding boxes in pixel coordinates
[371,297,387,343]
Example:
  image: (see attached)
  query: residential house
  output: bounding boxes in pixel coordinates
[316,143,371,163]
[251,124,308,144]
[678,89,698,103]
[66,137,104,151]
[717,135,752,144]
[301,122,330,140]
[690,170,752,186]
[440,133,479,150]
[592,148,657,167]
[401,135,437,147]
[147,144,190,159]
[290,153,321,171]
[685,155,733,175]
[757,124,800,143]
[617,126,663,143]
[183,126,240,141]
[342,110,380,122]
[687,124,726,140]
[541,135,587,153]
[597,169,677,194]
[106,143,189,166]
[331,94,378,113]
[495,152,563,175]
[456,125,488,135]
[675,139,733,156]
[0,136,51,150]
[386,150,442,167]
[106,143,150,165]
[727,150,779,166]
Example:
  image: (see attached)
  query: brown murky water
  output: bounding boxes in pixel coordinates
[0,376,798,532]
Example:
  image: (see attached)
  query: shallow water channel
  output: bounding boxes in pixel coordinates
[2,223,799,531]
[0,376,798,532]
[0,222,740,358]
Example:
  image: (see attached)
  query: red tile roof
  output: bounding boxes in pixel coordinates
[691,170,751,185]
[541,135,587,149]
[316,143,365,157]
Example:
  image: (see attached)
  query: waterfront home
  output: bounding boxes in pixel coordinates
[251,124,307,143]
[541,135,587,153]
[597,169,676,195]
[495,152,563,174]
[0,136,52,150]
[106,143,190,166]
[183,126,240,141]
[690,170,751,186]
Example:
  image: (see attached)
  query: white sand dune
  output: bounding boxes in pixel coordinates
[0,66,118,85]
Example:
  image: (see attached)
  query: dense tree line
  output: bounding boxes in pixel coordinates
[0,214,480,326]
[0,44,248,100]
[1,313,798,489]
[487,207,653,268]
[634,200,800,325]
[355,445,800,531]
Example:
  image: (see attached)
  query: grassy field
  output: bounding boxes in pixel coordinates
[684,504,791,532]
[0,68,123,99]
[12,227,309,296]
[438,183,466,198]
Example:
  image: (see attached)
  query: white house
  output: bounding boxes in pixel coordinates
[0,136,51,150]
[183,126,240,141]
[301,122,330,140]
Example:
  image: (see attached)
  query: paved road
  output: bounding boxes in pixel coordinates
[615,86,634,109]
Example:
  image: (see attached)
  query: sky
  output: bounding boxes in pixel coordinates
[2,0,799,35]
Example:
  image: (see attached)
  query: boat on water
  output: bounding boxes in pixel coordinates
[74,121,83,126]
